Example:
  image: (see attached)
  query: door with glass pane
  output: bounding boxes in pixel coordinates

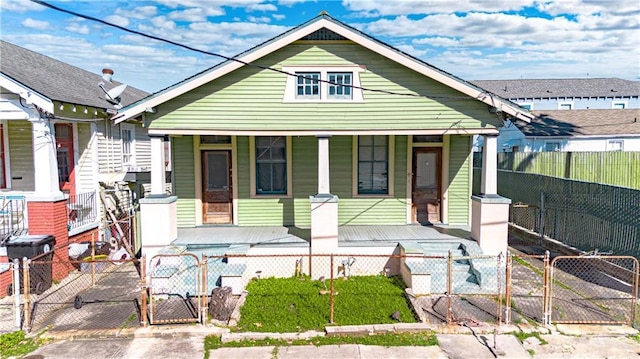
[202,151,232,224]
[55,123,75,195]
[412,148,442,224]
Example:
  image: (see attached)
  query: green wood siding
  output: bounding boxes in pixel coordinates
[448,136,472,225]
[147,43,500,132]
[172,136,196,227]
[231,135,409,227]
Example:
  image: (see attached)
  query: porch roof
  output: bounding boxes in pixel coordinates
[173,224,471,247]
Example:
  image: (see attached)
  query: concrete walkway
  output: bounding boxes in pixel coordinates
[26,323,640,359]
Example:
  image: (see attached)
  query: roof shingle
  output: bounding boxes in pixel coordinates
[472,78,640,99]
[518,109,640,137]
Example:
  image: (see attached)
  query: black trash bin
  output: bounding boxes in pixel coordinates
[5,234,55,295]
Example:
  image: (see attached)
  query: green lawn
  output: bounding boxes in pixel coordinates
[236,275,417,332]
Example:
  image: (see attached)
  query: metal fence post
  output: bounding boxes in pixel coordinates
[538,192,545,245]
[140,255,148,327]
[505,254,512,325]
[446,250,453,325]
[201,256,208,325]
[22,257,31,332]
[12,258,20,328]
[497,253,503,325]
[329,254,334,324]
[542,250,551,325]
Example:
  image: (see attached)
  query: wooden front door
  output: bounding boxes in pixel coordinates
[55,123,75,195]
[412,148,442,224]
[202,150,232,224]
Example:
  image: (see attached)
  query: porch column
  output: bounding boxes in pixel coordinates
[140,134,176,268]
[150,135,166,195]
[310,135,338,277]
[30,113,62,197]
[471,134,511,256]
[481,135,498,195]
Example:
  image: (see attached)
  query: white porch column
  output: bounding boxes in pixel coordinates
[471,134,511,256]
[481,134,498,195]
[150,135,166,195]
[30,112,62,197]
[140,134,176,269]
[310,135,338,278]
[317,135,331,194]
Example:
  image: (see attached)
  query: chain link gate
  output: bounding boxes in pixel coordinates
[148,253,202,324]
[550,255,639,325]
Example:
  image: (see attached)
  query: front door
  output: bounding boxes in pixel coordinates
[202,150,232,224]
[412,148,442,224]
[55,123,75,195]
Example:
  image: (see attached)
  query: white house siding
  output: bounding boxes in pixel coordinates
[7,121,34,191]
[497,120,525,152]
[75,122,97,194]
[96,119,123,173]
[515,97,640,111]
[522,137,640,152]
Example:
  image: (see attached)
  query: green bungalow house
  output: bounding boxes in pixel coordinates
[113,14,532,270]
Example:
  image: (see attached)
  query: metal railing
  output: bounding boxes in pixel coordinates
[0,195,27,243]
[67,191,98,230]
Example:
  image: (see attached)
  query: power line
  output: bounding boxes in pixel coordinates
[29,0,482,101]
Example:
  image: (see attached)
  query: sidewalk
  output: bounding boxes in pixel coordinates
[28,323,640,359]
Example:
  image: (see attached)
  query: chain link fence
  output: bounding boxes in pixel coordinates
[2,250,637,333]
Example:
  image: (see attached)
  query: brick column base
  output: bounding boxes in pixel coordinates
[28,200,70,281]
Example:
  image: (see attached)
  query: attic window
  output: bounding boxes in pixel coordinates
[283,66,364,103]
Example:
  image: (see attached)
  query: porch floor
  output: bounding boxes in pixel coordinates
[173,224,472,247]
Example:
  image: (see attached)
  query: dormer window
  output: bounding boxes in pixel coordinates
[296,72,320,99]
[283,66,364,102]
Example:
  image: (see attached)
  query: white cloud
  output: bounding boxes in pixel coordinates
[22,18,49,30]
[537,0,639,16]
[105,15,130,27]
[150,16,177,30]
[167,7,226,22]
[395,44,429,57]
[413,36,460,48]
[115,6,158,20]
[248,16,271,23]
[66,23,90,35]
[278,0,315,6]
[343,0,535,17]
[0,0,46,13]
[272,14,286,20]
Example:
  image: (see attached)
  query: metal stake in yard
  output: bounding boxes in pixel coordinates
[497,253,503,325]
[91,232,96,286]
[505,254,512,325]
[330,254,334,324]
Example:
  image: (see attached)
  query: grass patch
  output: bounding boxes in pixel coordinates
[628,333,640,344]
[512,331,548,345]
[236,275,416,332]
[0,331,45,358]
[204,331,438,355]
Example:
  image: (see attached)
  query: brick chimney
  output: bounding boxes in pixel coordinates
[102,68,114,82]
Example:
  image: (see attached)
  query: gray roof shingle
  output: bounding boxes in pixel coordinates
[0,40,148,111]
[472,78,640,99]
[518,109,640,137]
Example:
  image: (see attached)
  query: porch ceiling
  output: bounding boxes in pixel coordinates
[174,224,471,246]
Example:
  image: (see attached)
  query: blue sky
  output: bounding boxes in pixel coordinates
[1,0,638,93]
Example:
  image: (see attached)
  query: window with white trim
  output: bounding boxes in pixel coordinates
[282,66,365,102]
[295,72,320,99]
[545,142,561,152]
[608,140,623,151]
[612,101,627,109]
[558,102,573,110]
[357,135,388,195]
[120,123,135,167]
[255,136,287,195]
[328,72,352,99]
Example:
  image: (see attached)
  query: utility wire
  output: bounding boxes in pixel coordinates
[29,0,483,101]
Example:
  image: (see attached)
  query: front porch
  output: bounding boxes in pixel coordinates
[173,224,472,247]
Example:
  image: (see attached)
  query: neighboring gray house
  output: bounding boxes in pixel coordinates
[501,109,640,152]
[471,78,640,152]
[0,40,151,232]
[472,78,640,111]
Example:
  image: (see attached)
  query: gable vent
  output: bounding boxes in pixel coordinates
[300,28,347,41]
